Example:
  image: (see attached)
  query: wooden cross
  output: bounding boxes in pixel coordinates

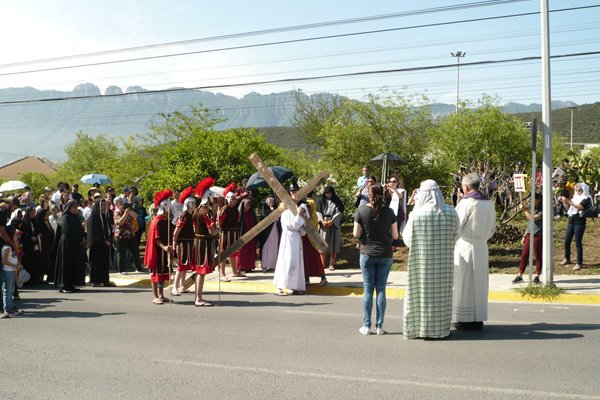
[220,153,329,260]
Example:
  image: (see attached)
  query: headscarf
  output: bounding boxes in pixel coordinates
[413,179,446,213]
[87,199,111,247]
[318,185,345,214]
[568,182,593,216]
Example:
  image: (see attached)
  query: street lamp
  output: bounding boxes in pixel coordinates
[569,106,576,150]
[451,51,466,113]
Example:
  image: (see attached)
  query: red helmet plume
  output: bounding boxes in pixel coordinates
[153,189,173,208]
[178,186,195,204]
[195,177,215,198]
[223,182,237,197]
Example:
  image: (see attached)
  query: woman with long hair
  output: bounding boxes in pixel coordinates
[353,184,398,335]
[560,182,593,271]
[385,177,407,233]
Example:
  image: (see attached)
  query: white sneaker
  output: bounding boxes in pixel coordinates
[359,326,371,335]
[559,259,571,266]
[573,264,583,271]
[376,327,387,335]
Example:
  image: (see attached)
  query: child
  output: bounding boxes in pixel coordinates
[2,225,25,317]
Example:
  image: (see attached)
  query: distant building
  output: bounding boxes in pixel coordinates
[0,156,57,180]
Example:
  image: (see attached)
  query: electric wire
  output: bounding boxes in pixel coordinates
[1,4,598,78]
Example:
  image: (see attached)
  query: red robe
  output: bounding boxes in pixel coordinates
[143,215,171,283]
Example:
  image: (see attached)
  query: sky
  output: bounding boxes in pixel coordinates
[1,0,599,106]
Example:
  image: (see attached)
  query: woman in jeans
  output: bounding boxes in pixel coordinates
[353,183,398,335]
[560,182,593,271]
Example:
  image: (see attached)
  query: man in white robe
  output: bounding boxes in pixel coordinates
[273,183,307,295]
[453,173,496,330]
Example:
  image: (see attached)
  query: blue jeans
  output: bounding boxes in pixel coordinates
[565,223,585,265]
[2,269,15,313]
[360,254,392,328]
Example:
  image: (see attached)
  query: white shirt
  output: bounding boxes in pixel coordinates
[2,245,18,272]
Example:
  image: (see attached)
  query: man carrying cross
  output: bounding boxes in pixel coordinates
[273,179,309,296]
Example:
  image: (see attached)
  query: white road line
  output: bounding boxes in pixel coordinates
[155,359,600,399]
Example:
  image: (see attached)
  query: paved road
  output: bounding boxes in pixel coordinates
[3,287,600,400]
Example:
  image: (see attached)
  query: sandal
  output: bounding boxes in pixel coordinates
[220,277,231,282]
[195,301,214,307]
[329,265,335,271]
[275,289,287,296]
[291,290,304,295]
[152,298,164,305]
[318,279,328,287]
[232,273,246,278]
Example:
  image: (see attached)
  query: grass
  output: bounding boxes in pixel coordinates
[514,283,564,302]
[336,216,600,275]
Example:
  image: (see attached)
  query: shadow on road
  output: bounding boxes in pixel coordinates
[19,311,126,319]
[449,322,599,341]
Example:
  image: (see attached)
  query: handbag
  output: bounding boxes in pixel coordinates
[16,267,31,288]
[578,202,598,219]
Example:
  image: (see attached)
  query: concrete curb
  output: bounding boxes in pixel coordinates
[111,275,600,305]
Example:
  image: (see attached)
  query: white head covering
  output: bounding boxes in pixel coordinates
[413,179,446,213]
[200,189,213,206]
[157,199,170,216]
[210,186,225,198]
[568,182,593,216]
[182,196,196,212]
[225,191,235,203]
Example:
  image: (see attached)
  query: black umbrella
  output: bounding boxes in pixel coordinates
[370,152,407,182]
[245,166,294,191]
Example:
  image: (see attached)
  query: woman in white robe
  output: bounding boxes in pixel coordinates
[273,202,307,295]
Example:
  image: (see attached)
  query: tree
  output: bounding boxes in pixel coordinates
[56,132,121,186]
[19,172,53,198]
[295,90,439,204]
[140,127,286,199]
[292,91,344,147]
[430,97,532,186]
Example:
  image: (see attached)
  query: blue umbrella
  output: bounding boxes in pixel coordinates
[80,173,112,185]
[245,166,293,191]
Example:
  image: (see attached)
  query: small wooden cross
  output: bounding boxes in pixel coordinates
[220,153,329,260]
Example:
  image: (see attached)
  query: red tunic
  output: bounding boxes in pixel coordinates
[175,212,195,271]
[218,205,240,257]
[143,215,171,283]
[236,209,257,271]
[303,235,325,278]
[193,210,216,275]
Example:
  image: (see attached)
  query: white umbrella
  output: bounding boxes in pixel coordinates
[0,180,28,192]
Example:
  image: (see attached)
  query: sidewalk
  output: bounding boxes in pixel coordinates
[110,269,600,305]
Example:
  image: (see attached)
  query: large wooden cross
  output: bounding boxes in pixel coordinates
[220,153,329,260]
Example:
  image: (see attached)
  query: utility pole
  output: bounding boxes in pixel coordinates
[569,106,576,150]
[541,0,553,285]
[451,51,465,113]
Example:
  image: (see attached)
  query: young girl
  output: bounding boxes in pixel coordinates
[2,225,25,317]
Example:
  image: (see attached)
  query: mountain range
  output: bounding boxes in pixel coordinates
[0,83,583,166]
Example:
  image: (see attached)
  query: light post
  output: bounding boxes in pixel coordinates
[569,106,576,150]
[451,51,466,113]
